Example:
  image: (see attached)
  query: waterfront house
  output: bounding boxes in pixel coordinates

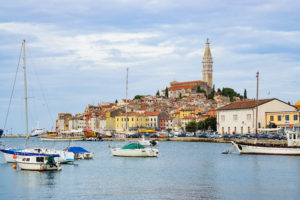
[216,98,297,134]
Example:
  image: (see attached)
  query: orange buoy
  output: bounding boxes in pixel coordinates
[12,164,17,169]
[13,155,17,159]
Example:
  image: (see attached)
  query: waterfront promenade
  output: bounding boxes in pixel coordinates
[2,135,286,146]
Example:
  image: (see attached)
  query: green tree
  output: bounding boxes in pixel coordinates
[133,95,144,100]
[196,117,216,131]
[179,93,182,99]
[115,99,118,104]
[185,121,197,132]
[156,90,160,96]
[208,92,214,100]
[243,89,247,99]
[165,87,169,98]
[196,86,207,96]
[221,88,241,102]
[205,117,217,131]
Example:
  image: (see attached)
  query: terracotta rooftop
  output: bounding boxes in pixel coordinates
[217,98,276,111]
[145,111,162,116]
[168,85,196,91]
[171,80,206,86]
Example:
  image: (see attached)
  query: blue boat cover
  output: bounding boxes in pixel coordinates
[0,129,3,137]
[67,147,89,153]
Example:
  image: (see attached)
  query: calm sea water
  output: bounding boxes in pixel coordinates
[1,138,300,200]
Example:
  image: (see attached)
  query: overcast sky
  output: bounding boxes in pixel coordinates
[0,0,299,133]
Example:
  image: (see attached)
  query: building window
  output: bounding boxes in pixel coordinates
[222,127,224,134]
[228,127,230,134]
[247,114,251,120]
[248,126,250,133]
[285,115,290,121]
[132,118,133,121]
[241,127,243,134]
[234,127,237,133]
[233,115,238,121]
[270,116,274,121]
[221,115,225,121]
[278,115,281,121]
[294,115,298,121]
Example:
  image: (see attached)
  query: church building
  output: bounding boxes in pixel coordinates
[167,39,213,98]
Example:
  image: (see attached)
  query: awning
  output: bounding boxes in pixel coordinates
[67,147,89,153]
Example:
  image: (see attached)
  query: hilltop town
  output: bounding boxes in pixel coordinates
[55,41,300,136]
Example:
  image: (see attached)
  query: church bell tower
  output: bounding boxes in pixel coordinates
[202,38,213,88]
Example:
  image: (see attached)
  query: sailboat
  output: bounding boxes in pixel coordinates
[109,68,159,157]
[231,72,300,155]
[0,40,72,169]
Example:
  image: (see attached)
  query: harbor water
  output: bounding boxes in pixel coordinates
[1,138,300,200]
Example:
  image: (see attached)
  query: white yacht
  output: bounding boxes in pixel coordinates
[110,142,158,157]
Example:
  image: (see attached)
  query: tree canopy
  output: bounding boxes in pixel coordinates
[185,117,217,132]
[133,95,144,100]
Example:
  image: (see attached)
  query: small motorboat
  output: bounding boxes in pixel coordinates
[65,147,95,160]
[16,154,62,171]
[110,142,159,157]
[138,135,158,146]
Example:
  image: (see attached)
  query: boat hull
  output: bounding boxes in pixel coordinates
[111,148,158,157]
[17,162,62,171]
[232,141,300,155]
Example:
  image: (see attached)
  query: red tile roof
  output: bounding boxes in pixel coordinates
[171,80,206,86]
[217,98,276,111]
[168,85,195,91]
[145,111,162,116]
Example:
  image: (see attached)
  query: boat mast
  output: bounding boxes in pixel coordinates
[23,40,29,147]
[255,71,259,138]
[125,67,128,132]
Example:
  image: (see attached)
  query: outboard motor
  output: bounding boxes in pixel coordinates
[150,140,157,146]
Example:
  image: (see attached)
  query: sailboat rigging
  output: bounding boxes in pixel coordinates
[0,40,74,169]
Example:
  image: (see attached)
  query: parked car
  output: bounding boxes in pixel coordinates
[222,134,233,139]
[198,133,209,138]
[185,132,195,137]
[258,133,268,139]
[232,133,242,138]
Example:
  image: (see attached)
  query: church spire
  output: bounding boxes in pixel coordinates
[202,38,213,88]
[203,38,212,59]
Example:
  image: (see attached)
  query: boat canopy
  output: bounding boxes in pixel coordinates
[67,147,89,153]
[122,143,145,149]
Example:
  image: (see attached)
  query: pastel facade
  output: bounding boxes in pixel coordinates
[266,111,300,128]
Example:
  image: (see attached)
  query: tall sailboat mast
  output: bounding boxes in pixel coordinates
[23,40,29,147]
[255,71,259,138]
[125,67,129,131]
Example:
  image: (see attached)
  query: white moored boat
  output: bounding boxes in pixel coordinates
[16,155,62,171]
[110,143,159,157]
[0,148,74,163]
[138,135,158,146]
[232,130,300,155]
